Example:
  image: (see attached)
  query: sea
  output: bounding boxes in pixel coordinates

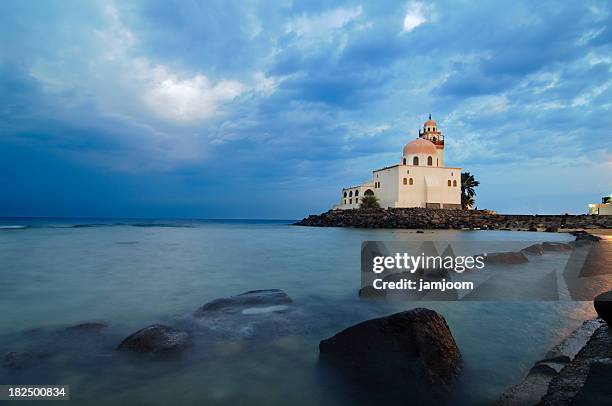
[0,218,604,405]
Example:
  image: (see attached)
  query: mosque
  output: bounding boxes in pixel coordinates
[335,116,462,209]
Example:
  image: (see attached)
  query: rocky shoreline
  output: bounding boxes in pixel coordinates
[294,208,612,230]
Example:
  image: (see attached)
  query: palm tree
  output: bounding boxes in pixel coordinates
[461,172,480,209]
[359,194,380,209]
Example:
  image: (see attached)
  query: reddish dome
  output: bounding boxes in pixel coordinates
[403,138,437,155]
[424,119,437,128]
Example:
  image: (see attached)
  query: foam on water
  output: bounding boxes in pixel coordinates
[241,305,290,315]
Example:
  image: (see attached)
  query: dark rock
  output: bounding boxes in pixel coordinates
[542,242,573,251]
[64,322,108,333]
[484,251,529,265]
[571,231,602,242]
[3,351,38,370]
[416,230,425,233]
[521,243,544,255]
[194,289,292,316]
[117,324,190,355]
[594,290,612,326]
[545,226,559,232]
[319,308,461,401]
[358,285,386,298]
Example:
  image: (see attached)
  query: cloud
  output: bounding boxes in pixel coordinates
[402,2,427,33]
[285,6,363,43]
[136,61,245,123]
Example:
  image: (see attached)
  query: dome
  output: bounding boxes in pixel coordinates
[424,119,437,128]
[403,138,437,156]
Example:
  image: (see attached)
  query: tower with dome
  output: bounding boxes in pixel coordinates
[336,115,462,209]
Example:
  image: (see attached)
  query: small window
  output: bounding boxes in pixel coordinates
[349,198,352,204]
[407,170,410,174]
[413,156,419,165]
[403,158,406,165]
[343,191,347,197]
[355,190,359,196]
[453,180,457,187]
[451,172,453,176]
[427,156,433,166]
[409,178,414,185]
[349,191,353,197]
[344,199,346,204]
[432,137,437,142]
[403,178,407,185]
[448,180,452,187]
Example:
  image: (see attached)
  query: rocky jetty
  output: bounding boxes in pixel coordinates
[117,324,191,355]
[496,319,604,405]
[319,308,461,402]
[539,323,612,405]
[294,208,612,230]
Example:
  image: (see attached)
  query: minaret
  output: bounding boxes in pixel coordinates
[418,115,445,166]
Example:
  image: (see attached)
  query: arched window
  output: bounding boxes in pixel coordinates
[413,156,419,165]
[403,158,406,165]
[432,137,437,142]
[364,189,374,196]
[343,191,347,198]
[453,180,457,187]
[403,178,407,185]
[409,178,414,185]
[448,180,452,187]
[427,156,433,166]
[355,190,359,196]
[349,191,353,197]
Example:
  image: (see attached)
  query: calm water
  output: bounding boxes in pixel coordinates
[0,219,598,405]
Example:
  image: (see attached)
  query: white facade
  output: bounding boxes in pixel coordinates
[335,116,462,210]
[588,196,612,215]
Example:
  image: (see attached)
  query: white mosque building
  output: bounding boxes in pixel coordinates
[335,116,462,210]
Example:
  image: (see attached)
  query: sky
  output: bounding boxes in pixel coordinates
[1,0,611,219]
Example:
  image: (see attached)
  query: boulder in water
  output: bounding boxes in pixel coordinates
[358,285,386,298]
[542,242,573,251]
[194,289,292,316]
[319,308,461,401]
[3,351,38,370]
[117,324,190,355]
[594,290,612,326]
[484,251,529,264]
[64,322,108,333]
[521,243,544,255]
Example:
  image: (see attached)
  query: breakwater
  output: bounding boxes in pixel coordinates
[294,208,612,230]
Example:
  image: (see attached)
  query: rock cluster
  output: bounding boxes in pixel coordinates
[294,208,612,230]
